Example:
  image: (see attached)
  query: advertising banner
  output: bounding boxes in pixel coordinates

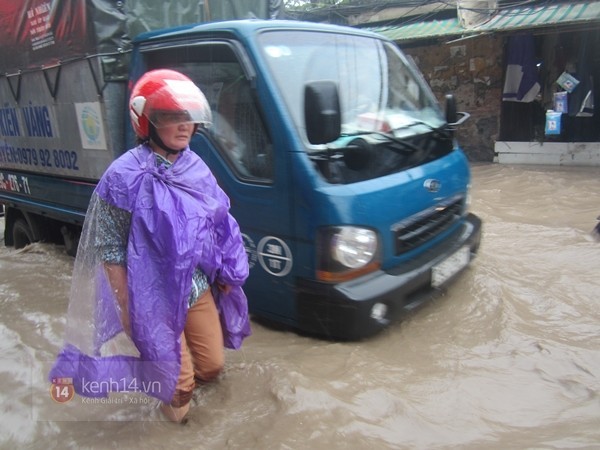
[0,0,282,73]
[0,0,93,73]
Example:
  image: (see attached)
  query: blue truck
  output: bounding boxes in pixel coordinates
[0,1,481,339]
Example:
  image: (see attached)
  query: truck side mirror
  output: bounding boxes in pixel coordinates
[445,93,457,124]
[445,93,470,128]
[305,81,341,145]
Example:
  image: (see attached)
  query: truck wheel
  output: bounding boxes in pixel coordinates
[13,218,34,249]
[60,225,80,257]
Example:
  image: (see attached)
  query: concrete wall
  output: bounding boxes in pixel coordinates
[401,35,504,162]
[495,141,600,165]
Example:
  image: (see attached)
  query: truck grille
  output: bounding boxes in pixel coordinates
[392,195,464,255]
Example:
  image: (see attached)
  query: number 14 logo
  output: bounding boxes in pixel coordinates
[50,378,75,403]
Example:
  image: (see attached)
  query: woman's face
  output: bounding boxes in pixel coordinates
[152,111,195,150]
[154,123,195,150]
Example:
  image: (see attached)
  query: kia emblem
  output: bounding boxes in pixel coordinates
[424,179,441,192]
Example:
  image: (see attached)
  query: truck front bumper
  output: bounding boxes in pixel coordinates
[296,213,482,340]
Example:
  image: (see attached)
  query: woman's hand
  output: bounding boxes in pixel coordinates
[104,263,131,336]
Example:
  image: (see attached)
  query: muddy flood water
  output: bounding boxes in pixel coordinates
[1,163,599,450]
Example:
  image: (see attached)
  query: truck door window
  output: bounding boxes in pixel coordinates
[145,44,273,181]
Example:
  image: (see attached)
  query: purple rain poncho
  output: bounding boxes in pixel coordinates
[49,145,250,403]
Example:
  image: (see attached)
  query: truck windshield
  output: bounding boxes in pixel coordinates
[258,30,445,144]
[258,29,452,183]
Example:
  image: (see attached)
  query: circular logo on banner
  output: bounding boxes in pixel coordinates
[242,233,258,269]
[50,377,75,403]
[257,236,293,277]
[81,105,101,144]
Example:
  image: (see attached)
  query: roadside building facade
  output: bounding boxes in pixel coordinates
[293,1,600,165]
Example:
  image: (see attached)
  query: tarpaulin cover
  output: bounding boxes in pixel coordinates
[49,144,250,403]
[0,0,282,73]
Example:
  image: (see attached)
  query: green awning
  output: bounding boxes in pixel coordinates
[367,1,600,43]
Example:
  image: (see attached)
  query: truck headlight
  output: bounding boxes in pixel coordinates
[317,226,380,282]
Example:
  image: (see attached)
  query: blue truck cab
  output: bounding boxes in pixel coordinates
[0,14,481,340]
[130,20,481,339]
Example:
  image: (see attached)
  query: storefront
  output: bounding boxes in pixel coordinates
[365,1,600,165]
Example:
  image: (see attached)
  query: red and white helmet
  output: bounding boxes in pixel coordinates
[129,69,212,139]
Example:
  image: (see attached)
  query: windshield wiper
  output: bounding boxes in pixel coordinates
[340,130,419,153]
[390,120,453,140]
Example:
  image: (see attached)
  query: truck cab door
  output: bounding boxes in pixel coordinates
[141,41,296,323]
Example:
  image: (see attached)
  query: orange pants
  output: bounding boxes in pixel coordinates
[170,289,224,407]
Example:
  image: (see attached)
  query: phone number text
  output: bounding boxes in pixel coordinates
[0,143,80,171]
